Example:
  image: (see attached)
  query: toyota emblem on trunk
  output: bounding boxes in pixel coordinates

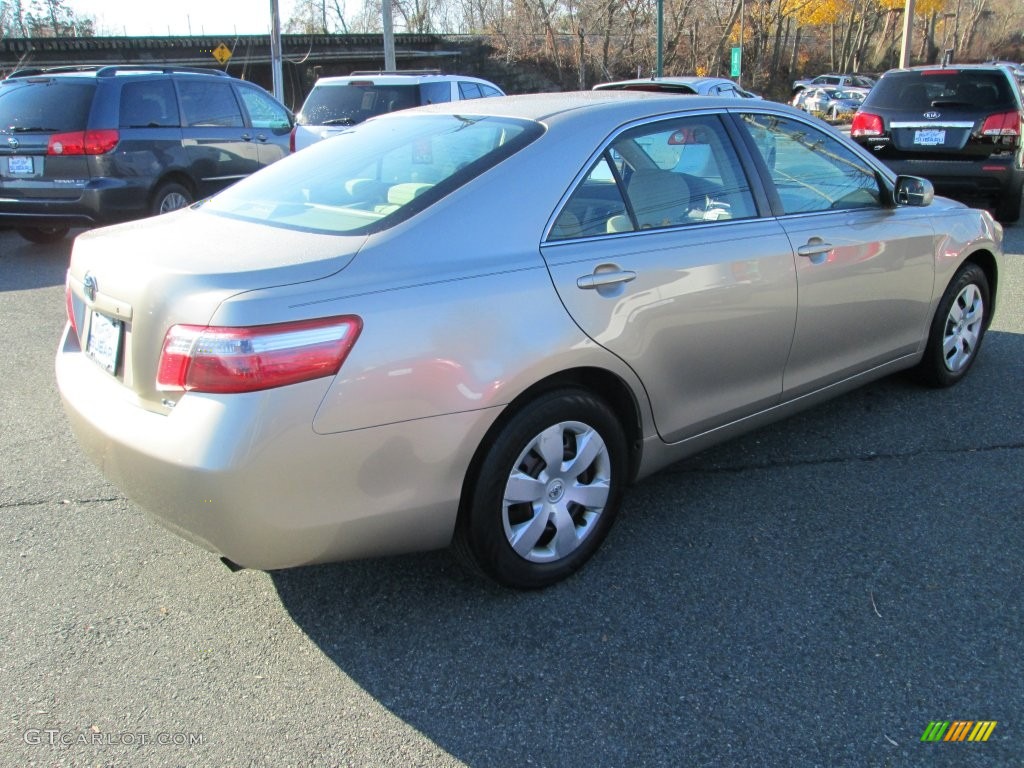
[6,137,17,149]
[83,273,98,302]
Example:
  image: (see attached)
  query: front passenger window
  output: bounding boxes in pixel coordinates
[739,114,881,214]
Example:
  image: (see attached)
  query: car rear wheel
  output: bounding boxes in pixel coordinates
[151,182,193,216]
[17,224,70,244]
[455,389,627,589]
[916,262,990,388]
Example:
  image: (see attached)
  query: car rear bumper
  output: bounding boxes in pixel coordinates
[56,325,495,570]
[877,156,1024,199]
[0,177,153,229]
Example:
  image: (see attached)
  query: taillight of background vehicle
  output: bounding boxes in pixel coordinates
[851,113,883,138]
[47,129,120,156]
[156,316,362,394]
[289,126,296,153]
[980,111,1021,143]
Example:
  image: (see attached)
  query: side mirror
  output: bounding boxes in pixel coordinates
[894,175,934,207]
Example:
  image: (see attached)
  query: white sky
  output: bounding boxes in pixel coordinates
[65,1,304,37]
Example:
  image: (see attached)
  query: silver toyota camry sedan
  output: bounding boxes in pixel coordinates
[57,92,1003,589]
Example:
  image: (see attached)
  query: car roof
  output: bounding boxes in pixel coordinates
[594,76,736,90]
[379,89,794,125]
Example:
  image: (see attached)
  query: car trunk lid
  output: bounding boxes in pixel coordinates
[66,209,366,408]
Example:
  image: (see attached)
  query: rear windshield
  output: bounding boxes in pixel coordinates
[0,79,95,133]
[867,70,1018,111]
[297,83,423,126]
[202,113,542,235]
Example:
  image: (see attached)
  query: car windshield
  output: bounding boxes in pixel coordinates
[202,113,542,234]
[297,83,421,126]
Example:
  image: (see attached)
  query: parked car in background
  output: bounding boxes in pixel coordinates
[291,71,505,151]
[792,73,875,96]
[594,76,761,99]
[57,93,1002,590]
[850,63,1024,222]
[795,86,868,121]
[0,65,294,243]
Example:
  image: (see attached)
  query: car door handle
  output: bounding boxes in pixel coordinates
[797,240,834,257]
[240,133,253,142]
[577,270,637,289]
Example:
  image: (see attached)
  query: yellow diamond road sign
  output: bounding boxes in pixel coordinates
[212,44,232,65]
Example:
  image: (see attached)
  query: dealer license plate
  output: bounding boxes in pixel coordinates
[86,311,122,374]
[7,156,34,175]
[913,129,946,146]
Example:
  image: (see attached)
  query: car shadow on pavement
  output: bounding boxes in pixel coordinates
[270,330,1022,767]
[0,231,75,291]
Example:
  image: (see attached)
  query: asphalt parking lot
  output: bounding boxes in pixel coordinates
[1,221,1022,767]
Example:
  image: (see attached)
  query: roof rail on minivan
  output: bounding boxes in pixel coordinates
[8,65,102,78]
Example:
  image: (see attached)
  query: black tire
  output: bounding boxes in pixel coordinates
[454,389,628,589]
[17,224,70,244]
[916,262,991,388]
[151,182,193,216]
[995,183,1022,224]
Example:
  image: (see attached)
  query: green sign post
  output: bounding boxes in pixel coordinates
[730,46,742,78]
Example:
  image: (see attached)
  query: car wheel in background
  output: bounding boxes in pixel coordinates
[916,262,991,388]
[455,389,627,589]
[16,224,70,244]
[151,182,193,216]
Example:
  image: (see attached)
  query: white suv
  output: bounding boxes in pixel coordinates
[291,71,505,151]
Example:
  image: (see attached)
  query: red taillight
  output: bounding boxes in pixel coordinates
[47,129,119,156]
[980,111,1021,138]
[289,126,296,153]
[851,112,883,137]
[65,278,78,338]
[156,316,362,394]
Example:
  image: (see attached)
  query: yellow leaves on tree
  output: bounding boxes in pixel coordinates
[789,0,949,26]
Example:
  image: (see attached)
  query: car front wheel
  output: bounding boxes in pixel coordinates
[455,389,627,589]
[916,262,990,387]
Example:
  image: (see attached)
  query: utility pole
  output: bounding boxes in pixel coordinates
[899,0,916,68]
[269,0,284,101]
[382,0,397,71]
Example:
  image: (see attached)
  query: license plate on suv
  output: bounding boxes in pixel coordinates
[86,311,122,374]
[913,129,946,146]
[7,156,35,175]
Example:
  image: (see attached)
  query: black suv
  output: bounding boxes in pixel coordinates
[851,64,1024,222]
[0,65,294,243]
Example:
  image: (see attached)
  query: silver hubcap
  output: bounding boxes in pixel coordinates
[502,420,611,563]
[159,192,190,214]
[942,283,983,372]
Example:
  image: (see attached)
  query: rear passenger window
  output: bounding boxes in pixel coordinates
[177,81,244,128]
[550,115,757,240]
[420,82,452,104]
[459,82,483,99]
[119,81,178,128]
